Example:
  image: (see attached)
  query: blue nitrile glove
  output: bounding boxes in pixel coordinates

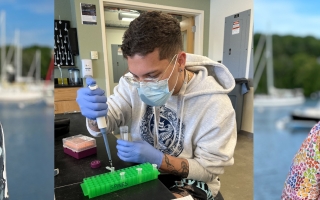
[116,139,164,168]
[76,77,108,120]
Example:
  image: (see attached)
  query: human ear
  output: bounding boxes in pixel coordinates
[177,52,186,70]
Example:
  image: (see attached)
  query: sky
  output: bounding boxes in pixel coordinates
[1,0,320,48]
[0,0,53,47]
[254,0,320,39]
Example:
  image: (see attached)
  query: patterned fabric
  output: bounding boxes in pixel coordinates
[170,178,214,200]
[140,105,184,157]
[282,121,320,199]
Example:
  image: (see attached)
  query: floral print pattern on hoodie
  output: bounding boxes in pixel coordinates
[282,121,320,200]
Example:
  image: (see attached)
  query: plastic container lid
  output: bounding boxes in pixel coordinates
[63,134,96,152]
[91,160,101,168]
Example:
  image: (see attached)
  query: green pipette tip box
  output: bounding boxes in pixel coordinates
[80,163,160,198]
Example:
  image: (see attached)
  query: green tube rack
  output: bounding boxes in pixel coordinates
[81,163,160,198]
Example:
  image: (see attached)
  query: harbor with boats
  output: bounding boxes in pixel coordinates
[0,11,53,106]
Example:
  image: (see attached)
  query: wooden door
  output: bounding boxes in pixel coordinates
[180,17,195,54]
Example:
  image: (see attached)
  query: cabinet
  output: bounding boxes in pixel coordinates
[54,87,80,114]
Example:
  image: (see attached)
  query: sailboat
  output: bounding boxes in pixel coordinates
[0,11,44,104]
[253,33,305,107]
[278,101,320,130]
[291,100,320,122]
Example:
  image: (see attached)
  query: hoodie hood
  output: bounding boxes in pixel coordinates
[185,53,235,94]
[166,53,235,156]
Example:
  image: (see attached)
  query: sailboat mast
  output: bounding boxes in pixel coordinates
[1,11,6,83]
[266,33,274,93]
[15,29,22,82]
[36,50,41,81]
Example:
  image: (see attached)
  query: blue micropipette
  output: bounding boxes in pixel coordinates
[88,84,113,167]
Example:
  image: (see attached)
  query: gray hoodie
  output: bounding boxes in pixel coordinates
[86,53,237,197]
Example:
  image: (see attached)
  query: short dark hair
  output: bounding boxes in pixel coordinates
[121,11,182,60]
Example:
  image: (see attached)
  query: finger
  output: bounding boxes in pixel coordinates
[117,149,133,158]
[90,88,106,96]
[83,95,107,104]
[86,77,96,85]
[80,107,107,119]
[77,89,107,103]
[78,87,105,96]
[117,152,131,162]
[117,139,133,147]
[76,97,108,110]
[86,102,108,111]
[116,144,132,153]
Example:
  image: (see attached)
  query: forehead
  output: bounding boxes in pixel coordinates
[127,50,169,74]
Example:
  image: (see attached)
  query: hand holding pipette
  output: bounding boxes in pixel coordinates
[76,77,108,120]
[76,77,112,167]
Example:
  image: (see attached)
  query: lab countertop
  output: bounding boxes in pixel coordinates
[54,84,83,88]
[54,113,175,200]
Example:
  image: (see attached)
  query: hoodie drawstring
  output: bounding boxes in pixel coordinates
[153,106,160,149]
[168,69,189,155]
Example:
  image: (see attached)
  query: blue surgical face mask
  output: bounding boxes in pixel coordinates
[136,55,179,106]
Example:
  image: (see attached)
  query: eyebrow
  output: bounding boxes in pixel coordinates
[128,70,159,77]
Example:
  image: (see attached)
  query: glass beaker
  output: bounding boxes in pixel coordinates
[68,68,75,85]
[73,69,80,85]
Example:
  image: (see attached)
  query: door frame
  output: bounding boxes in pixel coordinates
[98,0,204,95]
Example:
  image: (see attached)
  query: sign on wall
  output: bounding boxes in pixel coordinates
[80,3,97,25]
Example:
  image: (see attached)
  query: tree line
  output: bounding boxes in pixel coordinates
[0,45,52,81]
[254,33,320,97]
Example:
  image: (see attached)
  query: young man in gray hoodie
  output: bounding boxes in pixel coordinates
[77,11,236,200]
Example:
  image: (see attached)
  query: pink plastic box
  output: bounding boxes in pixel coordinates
[63,135,97,159]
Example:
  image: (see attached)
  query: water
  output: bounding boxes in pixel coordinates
[0,101,54,199]
[254,99,319,200]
